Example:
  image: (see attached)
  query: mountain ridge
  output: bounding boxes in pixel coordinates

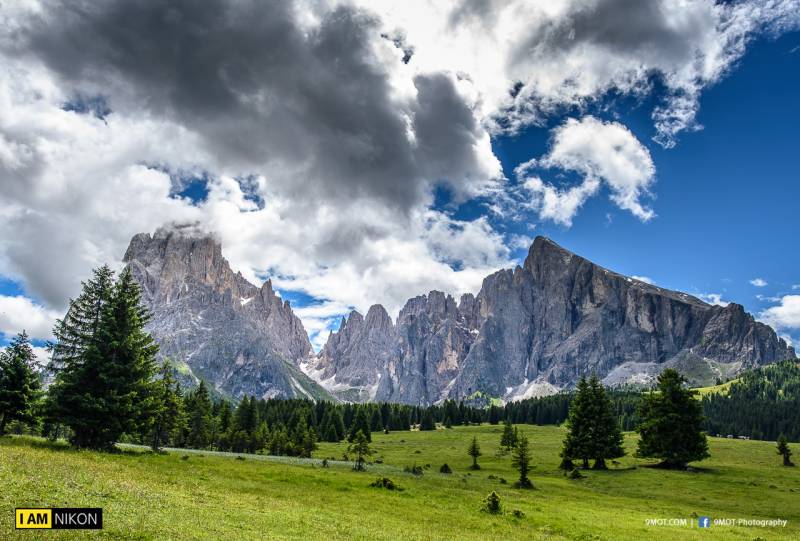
[123,228,794,403]
[304,235,794,404]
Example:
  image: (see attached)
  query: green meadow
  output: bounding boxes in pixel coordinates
[1,425,798,540]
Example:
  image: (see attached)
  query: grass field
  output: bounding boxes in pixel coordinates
[694,379,740,396]
[2,425,798,540]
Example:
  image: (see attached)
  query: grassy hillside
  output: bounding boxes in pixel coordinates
[694,378,740,396]
[2,425,798,540]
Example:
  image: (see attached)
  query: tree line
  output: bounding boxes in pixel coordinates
[701,360,800,441]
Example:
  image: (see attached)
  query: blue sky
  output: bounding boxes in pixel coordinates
[489,30,800,327]
[1,1,799,353]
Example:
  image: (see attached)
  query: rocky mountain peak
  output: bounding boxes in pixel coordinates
[365,304,393,330]
[124,227,328,401]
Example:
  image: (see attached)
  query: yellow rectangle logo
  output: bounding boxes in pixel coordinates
[16,509,52,529]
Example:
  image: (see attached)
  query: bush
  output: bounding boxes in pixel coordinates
[370,477,401,490]
[483,491,502,514]
[439,463,453,474]
[511,509,525,518]
[404,463,424,476]
[321,458,329,468]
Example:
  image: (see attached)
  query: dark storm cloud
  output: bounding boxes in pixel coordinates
[16,0,496,211]
[511,0,699,65]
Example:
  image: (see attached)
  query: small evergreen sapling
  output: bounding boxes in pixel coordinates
[511,434,534,489]
[777,434,794,467]
[348,429,372,471]
[468,436,482,470]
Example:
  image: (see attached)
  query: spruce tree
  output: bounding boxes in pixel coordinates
[419,409,436,431]
[500,419,517,452]
[561,377,593,469]
[150,361,185,451]
[468,436,482,470]
[777,434,794,467]
[588,376,625,469]
[216,401,233,450]
[0,332,42,435]
[233,395,258,438]
[252,421,270,452]
[511,434,533,489]
[370,408,383,432]
[331,409,346,441]
[348,429,372,471]
[48,265,114,372]
[302,427,318,458]
[348,408,371,442]
[186,380,214,449]
[49,267,159,449]
[636,369,709,469]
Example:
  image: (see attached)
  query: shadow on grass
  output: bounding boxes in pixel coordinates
[639,462,717,474]
[0,435,155,457]
[0,435,73,452]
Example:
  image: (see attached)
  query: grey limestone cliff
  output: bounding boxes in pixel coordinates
[305,236,795,404]
[124,225,331,400]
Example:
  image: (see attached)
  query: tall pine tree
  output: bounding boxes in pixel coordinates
[588,376,625,469]
[150,361,186,451]
[636,369,709,469]
[185,380,214,449]
[0,332,41,435]
[48,265,114,372]
[560,377,593,469]
[49,267,159,449]
[348,407,371,442]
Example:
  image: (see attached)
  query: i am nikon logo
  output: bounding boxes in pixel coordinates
[15,508,103,529]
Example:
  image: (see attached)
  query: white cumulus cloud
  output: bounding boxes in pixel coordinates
[749,278,768,287]
[515,116,655,226]
[0,295,61,341]
[760,295,800,330]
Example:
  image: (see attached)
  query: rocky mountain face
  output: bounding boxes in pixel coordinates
[124,226,331,401]
[124,228,794,404]
[304,236,795,404]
